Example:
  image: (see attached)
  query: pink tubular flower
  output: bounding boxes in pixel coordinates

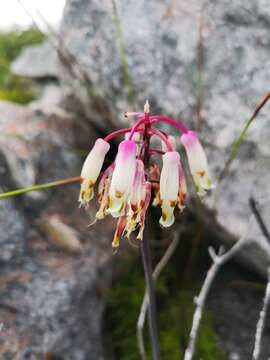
[108,140,137,217]
[79,138,110,206]
[159,151,180,227]
[181,130,214,196]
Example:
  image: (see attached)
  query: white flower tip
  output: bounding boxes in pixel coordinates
[78,179,95,206]
[159,212,175,228]
[108,195,125,218]
[159,201,176,228]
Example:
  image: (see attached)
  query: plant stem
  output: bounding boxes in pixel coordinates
[0,176,81,199]
[150,115,189,134]
[140,231,161,360]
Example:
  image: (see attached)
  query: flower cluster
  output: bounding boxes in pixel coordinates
[79,102,213,247]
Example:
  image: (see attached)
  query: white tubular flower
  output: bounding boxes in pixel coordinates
[178,160,187,210]
[124,131,141,143]
[125,159,146,238]
[112,216,126,248]
[150,164,160,207]
[161,135,176,152]
[96,163,115,220]
[159,151,180,227]
[181,130,214,196]
[130,160,146,211]
[79,138,110,206]
[109,140,137,217]
[137,182,151,240]
[96,178,111,220]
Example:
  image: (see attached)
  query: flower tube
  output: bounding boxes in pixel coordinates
[137,182,152,240]
[161,135,176,152]
[159,151,180,227]
[108,140,137,217]
[125,160,146,238]
[150,164,161,207]
[79,138,110,207]
[178,159,187,210]
[181,131,214,195]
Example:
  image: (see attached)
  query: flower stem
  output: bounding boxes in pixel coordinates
[149,128,174,151]
[140,232,161,360]
[0,176,81,199]
[150,115,189,134]
[128,117,147,140]
[103,127,144,142]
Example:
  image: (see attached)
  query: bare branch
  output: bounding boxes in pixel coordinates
[249,196,270,360]
[184,235,248,360]
[252,267,270,360]
[137,230,181,360]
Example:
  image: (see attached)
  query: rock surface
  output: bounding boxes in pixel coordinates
[11,42,59,79]
[59,0,270,275]
[0,100,113,359]
[3,0,270,358]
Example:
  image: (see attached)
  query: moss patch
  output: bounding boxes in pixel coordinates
[105,241,225,360]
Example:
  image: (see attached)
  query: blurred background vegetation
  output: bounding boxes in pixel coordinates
[0,27,44,104]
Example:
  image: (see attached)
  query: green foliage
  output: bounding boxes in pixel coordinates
[0,28,45,104]
[105,251,226,360]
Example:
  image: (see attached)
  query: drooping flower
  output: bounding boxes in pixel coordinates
[159,151,180,227]
[178,159,187,210]
[125,159,146,238]
[112,215,127,248]
[137,182,151,240]
[150,164,161,207]
[79,138,110,207]
[108,140,137,217]
[161,135,176,152]
[96,163,115,220]
[181,130,214,196]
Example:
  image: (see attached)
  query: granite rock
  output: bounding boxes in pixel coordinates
[59,0,270,275]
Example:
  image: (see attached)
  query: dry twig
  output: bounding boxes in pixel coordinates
[184,236,248,360]
[252,267,270,360]
[249,196,270,360]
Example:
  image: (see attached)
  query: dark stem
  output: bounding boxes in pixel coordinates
[249,197,270,244]
[139,110,161,359]
[140,230,161,360]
